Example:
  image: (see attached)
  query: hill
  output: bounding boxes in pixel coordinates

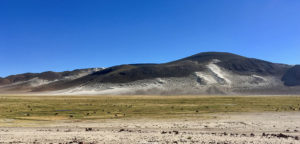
[1,52,299,95]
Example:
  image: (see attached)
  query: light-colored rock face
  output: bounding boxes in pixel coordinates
[195,59,231,85]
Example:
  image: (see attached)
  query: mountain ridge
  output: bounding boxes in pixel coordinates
[0,52,299,95]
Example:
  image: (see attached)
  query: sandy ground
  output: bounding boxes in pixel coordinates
[0,112,300,144]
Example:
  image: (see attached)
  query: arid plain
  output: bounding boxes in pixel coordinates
[0,95,300,144]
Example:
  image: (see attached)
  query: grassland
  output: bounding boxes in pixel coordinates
[0,95,300,121]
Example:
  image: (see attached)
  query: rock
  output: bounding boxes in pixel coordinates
[85,128,92,131]
[173,130,179,135]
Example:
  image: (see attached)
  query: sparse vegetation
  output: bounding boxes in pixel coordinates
[0,95,300,121]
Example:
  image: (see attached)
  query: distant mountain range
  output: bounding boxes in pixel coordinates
[1,52,300,95]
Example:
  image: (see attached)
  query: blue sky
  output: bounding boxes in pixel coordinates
[1,0,300,77]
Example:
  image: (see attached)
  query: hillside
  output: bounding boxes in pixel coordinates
[0,52,299,95]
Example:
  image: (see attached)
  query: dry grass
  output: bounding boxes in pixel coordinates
[0,95,300,121]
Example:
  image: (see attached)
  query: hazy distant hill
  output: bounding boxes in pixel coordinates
[1,52,299,95]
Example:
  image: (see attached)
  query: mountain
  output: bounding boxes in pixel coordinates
[0,68,102,93]
[1,52,299,95]
[282,65,300,86]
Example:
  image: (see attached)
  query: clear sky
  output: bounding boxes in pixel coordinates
[1,0,300,77]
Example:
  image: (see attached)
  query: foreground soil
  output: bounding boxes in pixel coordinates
[0,112,300,144]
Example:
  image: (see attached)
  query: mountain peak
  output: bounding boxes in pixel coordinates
[171,52,245,63]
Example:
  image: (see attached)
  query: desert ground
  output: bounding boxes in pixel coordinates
[0,95,300,144]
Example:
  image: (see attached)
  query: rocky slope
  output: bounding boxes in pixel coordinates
[0,68,102,93]
[282,65,300,86]
[1,52,299,95]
